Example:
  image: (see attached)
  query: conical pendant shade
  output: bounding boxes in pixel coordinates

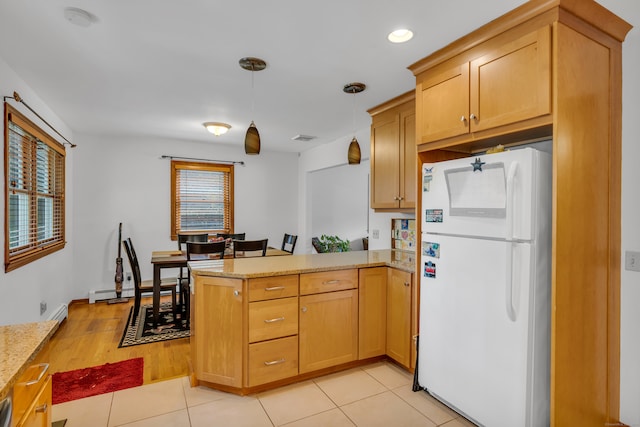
[244,121,260,155]
[348,137,361,164]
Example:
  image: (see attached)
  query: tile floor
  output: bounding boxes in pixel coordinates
[52,361,477,427]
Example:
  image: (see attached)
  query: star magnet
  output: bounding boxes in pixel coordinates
[471,157,485,172]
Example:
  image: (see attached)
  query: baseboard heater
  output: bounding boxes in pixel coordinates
[88,287,173,303]
[47,304,68,323]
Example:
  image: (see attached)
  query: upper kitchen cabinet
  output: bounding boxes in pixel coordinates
[412,19,554,150]
[410,1,631,426]
[368,92,416,210]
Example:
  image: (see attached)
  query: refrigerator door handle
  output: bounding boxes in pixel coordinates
[505,161,519,322]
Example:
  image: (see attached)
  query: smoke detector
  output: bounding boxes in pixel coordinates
[64,7,96,27]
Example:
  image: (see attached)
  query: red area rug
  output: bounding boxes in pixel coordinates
[52,358,144,404]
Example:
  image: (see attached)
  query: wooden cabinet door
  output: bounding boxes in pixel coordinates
[416,62,469,143]
[399,108,416,209]
[386,268,412,368]
[358,267,387,359]
[193,277,243,387]
[299,289,358,373]
[16,375,51,427]
[470,26,551,132]
[370,110,400,209]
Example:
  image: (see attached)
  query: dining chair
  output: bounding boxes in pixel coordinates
[217,232,245,241]
[176,233,209,309]
[123,238,177,326]
[179,241,227,328]
[281,233,298,253]
[233,239,268,257]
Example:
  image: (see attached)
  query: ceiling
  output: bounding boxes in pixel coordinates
[0,0,526,153]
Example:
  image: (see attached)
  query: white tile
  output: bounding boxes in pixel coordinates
[108,378,186,426]
[363,362,413,389]
[189,396,273,427]
[341,390,436,427]
[314,368,387,406]
[258,381,336,426]
[52,392,113,427]
[442,416,480,427]
[280,408,356,427]
[114,409,191,427]
[392,386,459,425]
[180,376,233,407]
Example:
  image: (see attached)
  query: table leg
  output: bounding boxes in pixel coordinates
[153,264,161,327]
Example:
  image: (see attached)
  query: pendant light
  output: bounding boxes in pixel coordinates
[239,57,266,155]
[343,82,366,165]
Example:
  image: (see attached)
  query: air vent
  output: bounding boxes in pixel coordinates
[292,134,316,142]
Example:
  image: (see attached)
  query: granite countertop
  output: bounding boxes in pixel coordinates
[0,320,59,400]
[189,249,416,279]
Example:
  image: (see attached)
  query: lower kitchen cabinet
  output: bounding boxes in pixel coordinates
[12,364,52,427]
[299,289,359,373]
[386,268,413,368]
[248,336,299,387]
[358,267,387,359]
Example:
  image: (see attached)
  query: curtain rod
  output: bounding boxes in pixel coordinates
[160,155,245,166]
[3,91,76,148]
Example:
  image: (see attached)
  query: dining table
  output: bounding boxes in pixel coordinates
[149,246,291,326]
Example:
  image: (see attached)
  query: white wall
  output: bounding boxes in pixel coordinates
[71,134,299,295]
[0,57,75,326]
[598,1,640,424]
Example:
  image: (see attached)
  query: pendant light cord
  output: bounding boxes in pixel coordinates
[251,65,255,120]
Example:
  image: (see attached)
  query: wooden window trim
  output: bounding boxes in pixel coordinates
[4,103,66,272]
[170,160,234,240]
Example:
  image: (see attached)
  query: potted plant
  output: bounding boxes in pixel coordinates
[316,234,350,253]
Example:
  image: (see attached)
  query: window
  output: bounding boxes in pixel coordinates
[171,160,234,239]
[4,104,66,272]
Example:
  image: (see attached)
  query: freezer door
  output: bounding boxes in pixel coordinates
[418,234,549,427]
[422,147,547,240]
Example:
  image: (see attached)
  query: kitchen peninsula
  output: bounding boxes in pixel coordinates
[188,249,416,395]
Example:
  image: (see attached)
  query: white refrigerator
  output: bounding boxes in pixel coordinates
[418,147,551,427]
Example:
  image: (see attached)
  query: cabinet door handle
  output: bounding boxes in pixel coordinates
[35,403,48,413]
[264,358,286,366]
[398,196,404,201]
[404,282,410,287]
[301,306,307,313]
[460,115,467,122]
[233,290,241,297]
[322,280,339,285]
[470,113,478,120]
[21,363,49,386]
[264,317,285,323]
[264,286,285,291]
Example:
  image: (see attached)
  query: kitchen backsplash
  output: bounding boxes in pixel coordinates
[392,218,416,252]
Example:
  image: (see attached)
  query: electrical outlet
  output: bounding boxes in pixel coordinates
[372,229,380,239]
[625,250,640,272]
[40,301,47,315]
[126,272,132,281]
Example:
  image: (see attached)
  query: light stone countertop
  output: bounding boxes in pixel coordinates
[0,320,59,400]
[189,249,416,278]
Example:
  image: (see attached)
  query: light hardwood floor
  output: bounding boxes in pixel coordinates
[34,297,190,384]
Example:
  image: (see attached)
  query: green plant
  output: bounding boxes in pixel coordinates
[317,234,350,253]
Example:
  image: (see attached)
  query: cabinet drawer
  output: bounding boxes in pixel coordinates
[300,269,358,295]
[248,275,299,302]
[249,297,298,343]
[248,336,298,387]
[12,363,49,427]
[15,375,51,427]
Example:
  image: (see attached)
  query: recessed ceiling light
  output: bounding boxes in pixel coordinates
[388,29,414,43]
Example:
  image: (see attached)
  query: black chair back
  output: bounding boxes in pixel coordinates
[177,233,209,250]
[186,241,226,260]
[233,239,268,257]
[217,232,245,241]
[281,234,297,253]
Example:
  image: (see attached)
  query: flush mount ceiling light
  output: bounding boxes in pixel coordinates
[203,122,231,136]
[388,28,414,43]
[239,57,267,155]
[63,7,96,27]
[344,82,366,165]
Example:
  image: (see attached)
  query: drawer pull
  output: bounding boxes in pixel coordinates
[21,363,49,386]
[264,358,286,366]
[264,286,285,291]
[322,280,339,285]
[263,317,285,323]
[35,403,48,413]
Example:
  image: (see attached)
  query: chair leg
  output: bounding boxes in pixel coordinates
[131,294,141,326]
[184,288,190,329]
